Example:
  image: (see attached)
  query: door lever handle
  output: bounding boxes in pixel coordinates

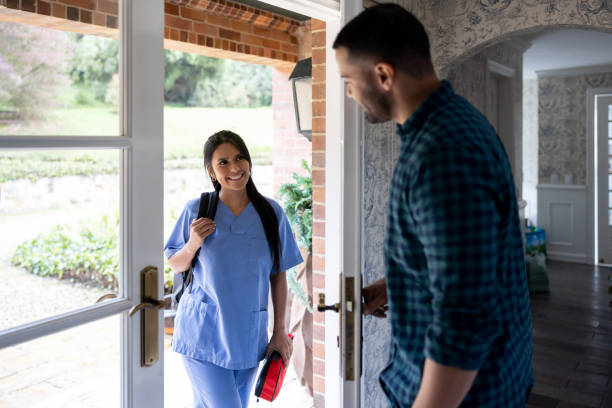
[317,293,340,313]
[128,299,165,317]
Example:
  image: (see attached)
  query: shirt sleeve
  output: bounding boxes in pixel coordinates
[410,144,503,371]
[164,201,195,260]
[275,203,304,273]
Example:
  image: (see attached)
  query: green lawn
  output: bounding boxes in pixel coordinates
[0,106,273,182]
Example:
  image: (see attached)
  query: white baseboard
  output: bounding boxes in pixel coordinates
[546,251,592,265]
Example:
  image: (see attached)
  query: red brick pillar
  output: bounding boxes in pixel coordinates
[311,18,326,408]
[272,68,312,198]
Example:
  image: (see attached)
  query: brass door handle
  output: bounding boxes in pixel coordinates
[317,293,340,313]
[128,299,165,317]
[95,293,117,303]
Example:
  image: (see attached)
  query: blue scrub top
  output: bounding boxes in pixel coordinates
[164,196,303,370]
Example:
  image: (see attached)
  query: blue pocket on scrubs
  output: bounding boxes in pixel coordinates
[175,293,216,349]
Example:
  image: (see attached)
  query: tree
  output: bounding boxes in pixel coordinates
[0,22,73,118]
[164,50,223,105]
[69,34,119,103]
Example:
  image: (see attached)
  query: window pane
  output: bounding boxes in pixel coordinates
[609,209,612,227]
[608,191,612,208]
[0,316,119,406]
[609,104,612,121]
[609,174,612,190]
[0,21,120,136]
[609,121,612,138]
[0,150,120,331]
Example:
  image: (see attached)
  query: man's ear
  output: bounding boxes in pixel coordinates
[374,62,395,91]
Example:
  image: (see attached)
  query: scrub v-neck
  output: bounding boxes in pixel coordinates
[217,199,254,234]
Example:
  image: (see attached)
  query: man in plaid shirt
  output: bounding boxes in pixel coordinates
[333,4,533,407]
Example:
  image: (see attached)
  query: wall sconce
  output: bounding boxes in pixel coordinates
[289,57,312,141]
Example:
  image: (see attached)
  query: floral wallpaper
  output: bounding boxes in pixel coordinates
[397,0,612,74]
[538,72,612,184]
[361,0,612,406]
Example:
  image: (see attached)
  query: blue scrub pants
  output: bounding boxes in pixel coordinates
[182,355,259,408]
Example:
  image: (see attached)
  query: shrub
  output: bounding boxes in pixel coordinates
[10,213,176,292]
[11,214,120,290]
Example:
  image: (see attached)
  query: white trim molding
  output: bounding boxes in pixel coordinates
[488,60,516,77]
[537,184,590,264]
[537,64,612,78]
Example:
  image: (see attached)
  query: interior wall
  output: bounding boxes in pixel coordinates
[446,42,525,192]
[538,71,612,185]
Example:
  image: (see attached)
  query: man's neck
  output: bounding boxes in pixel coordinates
[392,74,441,125]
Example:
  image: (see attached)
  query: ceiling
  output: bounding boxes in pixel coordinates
[523,29,612,79]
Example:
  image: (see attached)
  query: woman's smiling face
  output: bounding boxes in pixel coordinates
[208,142,251,192]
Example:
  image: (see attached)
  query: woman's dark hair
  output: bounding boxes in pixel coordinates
[332,4,433,78]
[204,130,281,273]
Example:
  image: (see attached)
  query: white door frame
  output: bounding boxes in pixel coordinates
[260,1,362,407]
[0,1,165,406]
[587,87,612,265]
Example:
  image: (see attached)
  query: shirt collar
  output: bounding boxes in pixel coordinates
[396,79,453,139]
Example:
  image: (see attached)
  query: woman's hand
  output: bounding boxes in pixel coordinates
[187,217,216,251]
[266,330,293,366]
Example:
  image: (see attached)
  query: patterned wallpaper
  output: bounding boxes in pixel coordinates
[397,0,612,74]
[538,72,612,184]
[361,0,612,405]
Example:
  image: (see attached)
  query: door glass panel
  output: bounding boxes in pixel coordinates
[0,315,119,407]
[609,174,612,190]
[608,104,612,121]
[0,20,120,136]
[608,138,612,155]
[608,121,612,138]
[0,150,120,331]
[609,209,612,227]
[608,191,612,208]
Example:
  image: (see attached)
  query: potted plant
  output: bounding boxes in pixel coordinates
[279,160,313,395]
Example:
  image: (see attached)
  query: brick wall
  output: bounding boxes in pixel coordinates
[311,17,326,408]
[271,68,312,197]
[0,0,303,69]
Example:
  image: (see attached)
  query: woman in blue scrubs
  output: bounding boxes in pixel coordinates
[164,130,303,408]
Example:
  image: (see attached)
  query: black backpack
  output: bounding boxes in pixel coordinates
[171,191,219,309]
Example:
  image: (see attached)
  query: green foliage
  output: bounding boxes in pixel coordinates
[287,267,313,313]
[11,214,120,289]
[279,160,312,252]
[0,22,73,119]
[164,50,223,106]
[195,60,272,108]
[279,160,313,312]
[10,213,177,293]
[69,34,119,103]
[0,152,118,183]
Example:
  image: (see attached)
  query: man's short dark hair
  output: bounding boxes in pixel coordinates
[333,4,433,78]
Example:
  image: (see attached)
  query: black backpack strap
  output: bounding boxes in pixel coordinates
[184,191,218,294]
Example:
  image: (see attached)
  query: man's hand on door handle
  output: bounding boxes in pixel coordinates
[362,277,389,318]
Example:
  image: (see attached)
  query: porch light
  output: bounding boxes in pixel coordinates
[289,57,312,141]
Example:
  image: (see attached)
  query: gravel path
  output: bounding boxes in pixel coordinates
[0,262,108,331]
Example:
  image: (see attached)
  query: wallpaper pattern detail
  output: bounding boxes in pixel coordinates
[362,120,396,408]
[397,0,612,73]
[538,72,612,184]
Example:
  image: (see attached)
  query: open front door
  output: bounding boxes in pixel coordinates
[0,1,165,406]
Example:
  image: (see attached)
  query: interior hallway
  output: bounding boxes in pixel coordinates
[527,261,612,408]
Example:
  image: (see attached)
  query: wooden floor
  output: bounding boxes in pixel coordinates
[527,261,612,408]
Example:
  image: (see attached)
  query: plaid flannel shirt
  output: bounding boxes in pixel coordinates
[379,80,533,407]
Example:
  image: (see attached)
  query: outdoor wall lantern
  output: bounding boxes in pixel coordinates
[289,57,312,142]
